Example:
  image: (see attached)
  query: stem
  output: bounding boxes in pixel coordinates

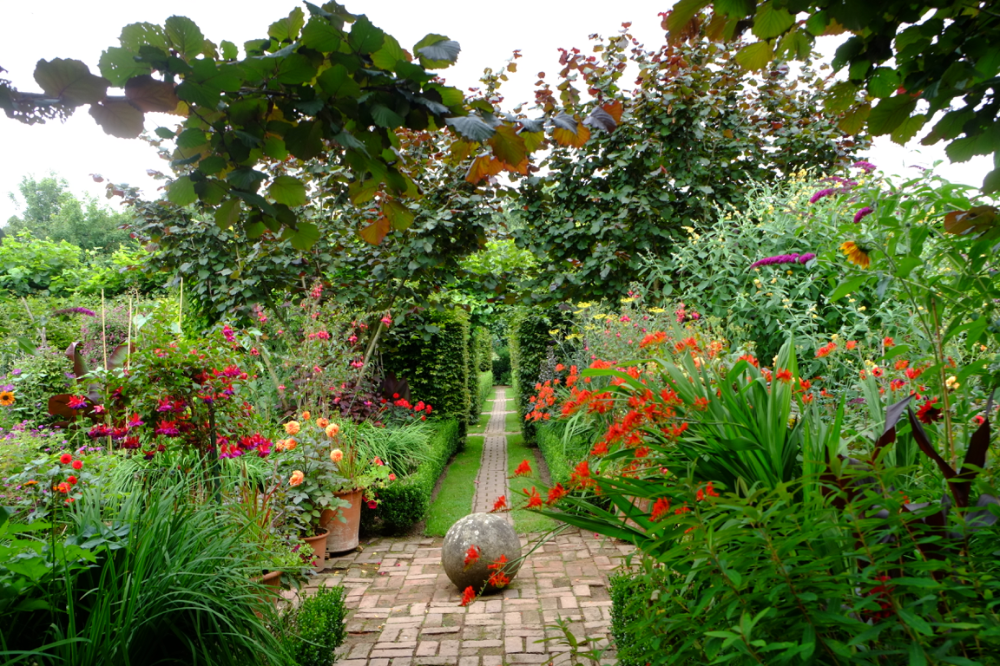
[930,298,956,467]
[20,296,45,347]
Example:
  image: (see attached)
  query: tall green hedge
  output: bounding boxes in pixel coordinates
[360,417,461,534]
[507,307,566,443]
[381,308,471,434]
[473,327,492,372]
[466,327,480,420]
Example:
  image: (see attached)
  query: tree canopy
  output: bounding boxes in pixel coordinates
[668,0,1000,192]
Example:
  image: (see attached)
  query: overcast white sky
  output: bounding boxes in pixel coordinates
[0,1,991,223]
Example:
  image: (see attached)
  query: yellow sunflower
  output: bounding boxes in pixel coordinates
[0,391,14,406]
[839,241,871,269]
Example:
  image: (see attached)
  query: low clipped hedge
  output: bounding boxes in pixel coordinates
[361,417,461,534]
[477,371,493,411]
[536,422,573,485]
[610,571,662,666]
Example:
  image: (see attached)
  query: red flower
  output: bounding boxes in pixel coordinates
[696,481,719,501]
[650,497,671,521]
[692,397,709,411]
[894,359,909,370]
[871,366,884,378]
[67,395,88,410]
[66,475,78,485]
[71,460,83,470]
[916,398,942,424]
[486,555,511,587]
[639,331,667,349]
[905,367,923,381]
[570,460,594,489]
[555,363,565,372]
[524,486,543,509]
[846,340,857,350]
[464,544,481,569]
[512,460,532,477]
[775,369,793,383]
[883,337,894,348]
[974,415,986,426]
[815,342,836,358]
[59,453,72,465]
[546,483,568,505]
[460,586,476,606]
[491,495,508,512]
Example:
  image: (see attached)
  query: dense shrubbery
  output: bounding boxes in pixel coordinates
[281,586,348,666]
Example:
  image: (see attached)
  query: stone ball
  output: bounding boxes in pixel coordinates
[442,513,522,594]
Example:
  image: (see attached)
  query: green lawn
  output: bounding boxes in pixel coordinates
[504,410,520,433]
[507,434,560,534]
[425,436,483,536]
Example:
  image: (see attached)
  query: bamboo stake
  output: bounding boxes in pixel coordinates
[127,296,133,367]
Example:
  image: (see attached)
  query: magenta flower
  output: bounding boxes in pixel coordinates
[853,160,876,173]
[155,420,181,437]
[853,206,873,223]
[52,307,97,317]
[749,252,815,269]
[67,395,88,410]
[88,424,111,439]
[809,189,836,204]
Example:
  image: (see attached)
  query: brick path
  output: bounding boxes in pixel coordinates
[318,528,632,666]
[313,387,634,666]
[472,388,512,518]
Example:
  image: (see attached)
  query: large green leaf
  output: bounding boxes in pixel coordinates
[868,95,918,136]
[752,2,795,39]
[488,125,527,166]
[317,64,360,98]
[34,59,109,105]
[371,103,404,129]
[348,15,384,55]
[414,35,460,69]
[175,60,243,107]
[372,34,406,70]
[828,275,869,302]
[89,99,145,138]
[867,67,900,98]
[667,0,710,37]
[99,47,152,87]
[268,7,305,43]
[290,222,320,250]
[276,54,317,85]
[268,176,307,207]
[890,113,926,144]
[164,16,205,59]
[167,176,197,206]
[383,199,414,231]
[301,18,343,52]
[445,115,495,142]
[119,22,169,52]
[285,120,325,160]
[735,41,773,70]
[214,198,241,230]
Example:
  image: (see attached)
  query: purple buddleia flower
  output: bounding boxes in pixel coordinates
[52,307,97,317]
[749,253,815,269]
[853,206,874,223]
[809,188,836,204]
[798,253,816,264]
[853,161,877,173]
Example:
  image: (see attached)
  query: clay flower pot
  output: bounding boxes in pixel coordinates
[320,488,362,554]
[302,528,329,571]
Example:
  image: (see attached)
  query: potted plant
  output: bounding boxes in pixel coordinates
[318,420,394,553]
[273,415,350,569]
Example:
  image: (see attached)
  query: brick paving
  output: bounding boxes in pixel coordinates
[312,528,633,666]
[303,387,635,666]
[472,388,512,518]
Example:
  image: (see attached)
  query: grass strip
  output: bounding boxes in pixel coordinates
[507,433,560,534]
[424,436,484,536]
[504,410,521,433]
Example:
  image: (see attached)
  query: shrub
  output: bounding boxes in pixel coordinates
[467,327,480,421]
[535,420,592,486]
[477,371,493,412]
[361,417,460,534]
[473,327,492,372]
[492,346,511,386]
[382,309,471,433]
[281,586,347,666]
[609,571,662,666]
[508,307,567,443]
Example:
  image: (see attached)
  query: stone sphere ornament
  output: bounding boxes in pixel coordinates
[442,513,522,593]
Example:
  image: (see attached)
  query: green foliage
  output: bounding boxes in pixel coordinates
[513,25,864,301]
[535,420,591,486]
[473,327,492,373]
[580,475,1000,665]
[1,479,291,665]
[506,434,558,534]
[5,175,133,251]
[0,231,83,296]
[382,309,471,432]
[686,1,1000,192]
[477,371,493,414]
[466,327,480,421]
[424,430,481,537]
[362,417,460,534]
[3,346,72,424]
[508,307,566,442]
[281,586,347,666]
[492,346,511,386]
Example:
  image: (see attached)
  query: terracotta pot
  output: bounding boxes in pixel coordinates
[302,528,329,572]
[320,488,362,554]
[256,570,283,609]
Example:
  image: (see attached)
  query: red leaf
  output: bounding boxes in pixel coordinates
[358,216,391,245]
[465,155,503,184]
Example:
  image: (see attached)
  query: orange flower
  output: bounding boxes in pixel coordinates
[570,460,594,489]
[523,486,543,509]
[289,470,305,486]
[464,544,481,569]
[555,363,565,372]
[330,448,343,463]
[284,438,297,451]
[301,411,311,420]
[775,369,793,383]
[696,481,719,501]
[650,497,671,521]
[460,586,476,606]
[846,340,857,350]
[491,495,508,512]
[692,396,709,411]
[284,420,301,435]
[546,483,568,505]
[512,460,532,477]
[882,337,894,348]
[894,359,909,371]
[0,391,14,406]
[325,423,340,438]
[487,554,511,586]
[317,417,330,428]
